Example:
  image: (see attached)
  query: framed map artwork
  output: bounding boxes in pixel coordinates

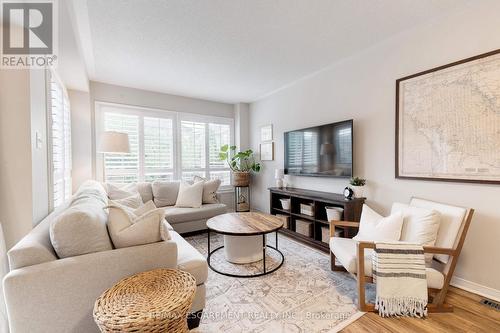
[396,49,500,184]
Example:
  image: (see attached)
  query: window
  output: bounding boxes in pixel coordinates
[48,71,72,209]
[96,103,233,188]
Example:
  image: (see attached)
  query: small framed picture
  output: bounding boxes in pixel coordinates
[260,124,273,142]
[260,142,274,161]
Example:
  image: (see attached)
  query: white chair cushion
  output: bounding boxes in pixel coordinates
[353,204,403,242]
[329,237,444,289]
[391,202,441,264]
[175,181,204,208]
[410,198,467,264]
[152,181,180,207]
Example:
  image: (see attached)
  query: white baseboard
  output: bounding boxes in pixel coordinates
[451,276,500,302]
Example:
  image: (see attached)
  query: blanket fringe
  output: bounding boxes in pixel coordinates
[375,296,428,318]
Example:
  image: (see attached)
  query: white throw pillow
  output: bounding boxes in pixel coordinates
[106,200,170,249]
[391,202,441,263]
[106,183,137,199]
[175,181,204,208]
[50,181,112,259]
[112,193,143,208]
[194,176,221,204]
[353,204,404,242]
[152,181,180,207]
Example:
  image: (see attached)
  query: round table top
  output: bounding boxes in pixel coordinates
[206,212,284,235]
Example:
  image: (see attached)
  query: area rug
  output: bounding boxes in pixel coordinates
[186,233,373,332]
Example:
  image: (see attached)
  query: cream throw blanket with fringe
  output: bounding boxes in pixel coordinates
[372,242,428,317]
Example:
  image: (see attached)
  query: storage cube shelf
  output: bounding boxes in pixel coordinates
[269,187,365,252]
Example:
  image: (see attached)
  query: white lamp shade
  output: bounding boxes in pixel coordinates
[98,131,130,153]
[275,168,284,179]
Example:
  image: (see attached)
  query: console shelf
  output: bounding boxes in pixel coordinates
[269,187,365,252]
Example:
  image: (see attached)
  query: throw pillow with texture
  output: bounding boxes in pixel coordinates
[152,181,180,207]
[106,182,137,200]
[353,204,404,242]
[106,200,170,248]
[193,176,220,204]
[112,193,143,208]
[175,181,204,208]
[391,202,441,263]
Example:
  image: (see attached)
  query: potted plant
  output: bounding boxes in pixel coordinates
[349,177,366,198]
[219,145,261,186]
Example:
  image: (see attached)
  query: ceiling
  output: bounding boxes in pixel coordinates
[70,0,471,103]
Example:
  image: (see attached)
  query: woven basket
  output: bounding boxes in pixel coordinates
[93,269,196,333]
[232,171,250,186]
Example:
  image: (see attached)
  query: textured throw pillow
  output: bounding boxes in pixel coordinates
[152,181,180,207]
[50,181,112,259]
[112,193,143,209]
[106,182,137,200]
[106,200,170,248]
[175,181,204,208]
[391,202,441,263]
[194,176,220,204]
[353,204,404,242]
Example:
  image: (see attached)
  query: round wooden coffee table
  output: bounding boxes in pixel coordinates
[206,212,284,278]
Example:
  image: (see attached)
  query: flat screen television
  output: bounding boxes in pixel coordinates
[284,119,353,178]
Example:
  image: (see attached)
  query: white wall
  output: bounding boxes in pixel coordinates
[249,1,500,297]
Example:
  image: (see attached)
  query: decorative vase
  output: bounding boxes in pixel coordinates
[350,185,364,198]
[232,171,250,186]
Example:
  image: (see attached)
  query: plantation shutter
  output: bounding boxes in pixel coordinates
[103,113,139,182]
[144,117,174,181]
[208,123,231,185]
[180,120,206,180]
[50,73,72,209]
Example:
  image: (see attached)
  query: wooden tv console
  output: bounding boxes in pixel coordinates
[269,187,365,252]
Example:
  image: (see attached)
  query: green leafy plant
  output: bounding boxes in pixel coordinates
[219,145,261,173]
[349,177,366,186]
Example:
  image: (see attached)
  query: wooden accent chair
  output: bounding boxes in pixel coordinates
[329,197,474,313]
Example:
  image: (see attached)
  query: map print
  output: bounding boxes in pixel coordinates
[398,52,500,182]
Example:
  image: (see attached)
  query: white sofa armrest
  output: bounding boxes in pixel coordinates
[3,240,177,333]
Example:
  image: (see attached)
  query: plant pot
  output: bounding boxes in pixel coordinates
[232,171,250,186]
[350,185,364,198]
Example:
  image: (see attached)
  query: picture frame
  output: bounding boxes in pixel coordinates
[260,124,273,142]
[260,142,274,161]
[396,49,500,184]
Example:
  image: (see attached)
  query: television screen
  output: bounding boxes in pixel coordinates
[284,119,353,178]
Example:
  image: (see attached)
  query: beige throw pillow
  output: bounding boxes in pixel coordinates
[175,181,204,208]
[112,193,143,208]
[152,181,180,207]
[193,176,221,204]
[391,202,441,263]
[353,204,404,242]
[106,200,170,249]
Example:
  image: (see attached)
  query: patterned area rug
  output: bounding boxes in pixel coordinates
[187,233,373,332]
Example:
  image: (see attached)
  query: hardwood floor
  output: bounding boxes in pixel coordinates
[342,287,500,332]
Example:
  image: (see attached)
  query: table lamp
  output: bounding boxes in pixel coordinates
[98,131,130,181]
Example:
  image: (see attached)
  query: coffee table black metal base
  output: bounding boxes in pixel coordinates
[207,230,284,278]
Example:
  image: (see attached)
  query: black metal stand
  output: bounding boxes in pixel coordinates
[207,229,284,278]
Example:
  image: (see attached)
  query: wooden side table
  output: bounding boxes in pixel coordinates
[93,269,196,333]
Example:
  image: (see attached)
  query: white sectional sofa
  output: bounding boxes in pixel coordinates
[3,180,224,333]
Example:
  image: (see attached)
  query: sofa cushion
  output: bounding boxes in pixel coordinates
[329,237,444,289]
[152,181,180,207]
[194,176,221,204]
[164,204,227,224]
[50,181,113,258]
[175,181,204,208]
[170,231,208,285]
[106,201,170,249]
